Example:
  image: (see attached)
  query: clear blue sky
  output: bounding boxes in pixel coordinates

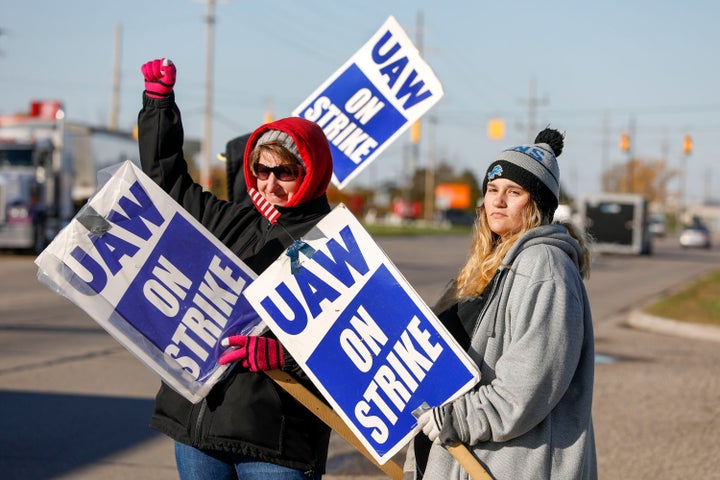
[2,0,718,205]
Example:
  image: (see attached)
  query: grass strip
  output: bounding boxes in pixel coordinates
[644,270,720,325]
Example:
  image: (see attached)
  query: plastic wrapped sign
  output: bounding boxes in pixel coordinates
[35,161,263,403]
[244,204,479,465]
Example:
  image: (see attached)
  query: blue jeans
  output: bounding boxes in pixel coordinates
[174,441,322,480]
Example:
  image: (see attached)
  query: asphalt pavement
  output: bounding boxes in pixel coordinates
[1,234,719,480]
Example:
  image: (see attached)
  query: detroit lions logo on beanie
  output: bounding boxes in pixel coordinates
[487,164,503,181]
[482,128,564,221]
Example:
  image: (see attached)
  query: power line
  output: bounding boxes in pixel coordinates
[438,103,720,121]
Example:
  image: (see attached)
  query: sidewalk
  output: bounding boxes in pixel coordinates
[591,308,720,479]
[627,309,720,343]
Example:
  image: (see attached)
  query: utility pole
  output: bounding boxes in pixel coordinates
[680,133,693,221]
[520,78,548,142]
[414,11,424,215]
[405,10,424,220]
[200,0,216,191]
[108,24,122,131]
[625,116,636,193]
[424,115,437,221]
[601,112,610,190]
[416,13,440,222]
[660,132,669,203]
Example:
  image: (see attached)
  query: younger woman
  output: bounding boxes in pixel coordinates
[408,128,597,480]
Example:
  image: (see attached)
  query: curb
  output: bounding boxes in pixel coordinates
[626,310,720,343]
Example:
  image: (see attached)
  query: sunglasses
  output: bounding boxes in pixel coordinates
[254,163,302,181]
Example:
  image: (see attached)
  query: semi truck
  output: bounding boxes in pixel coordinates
[578,193,653,255]
[0,100,140,252]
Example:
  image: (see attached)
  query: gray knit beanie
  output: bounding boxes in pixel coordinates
[255,129,304,166]
[482,128,564,221]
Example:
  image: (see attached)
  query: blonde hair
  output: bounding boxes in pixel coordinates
[455,201,544,299]
[434,199,590,311]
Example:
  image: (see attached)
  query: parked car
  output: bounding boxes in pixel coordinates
[679,224,712,249]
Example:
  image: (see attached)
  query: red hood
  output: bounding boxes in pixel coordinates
[243,117,333,208]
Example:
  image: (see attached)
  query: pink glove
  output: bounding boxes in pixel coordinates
[141,58,176,98]
[219,335,285,371]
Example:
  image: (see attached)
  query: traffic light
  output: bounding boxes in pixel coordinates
[410,120,421,144]
[264,98,274,124]
[683,133,693,155]
[487,118,505,140]
[619,132,630,153]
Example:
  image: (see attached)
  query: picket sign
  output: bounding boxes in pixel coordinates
[293,15,443,189]
[34,161,264,403]
[243,204,480,465]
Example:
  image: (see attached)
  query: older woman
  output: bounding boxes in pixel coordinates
[139,58,333,479]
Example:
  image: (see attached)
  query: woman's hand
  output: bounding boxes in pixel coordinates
[141,58,176,98]
[219,335,285,371]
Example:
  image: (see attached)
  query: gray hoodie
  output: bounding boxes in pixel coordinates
[405,224,597,480]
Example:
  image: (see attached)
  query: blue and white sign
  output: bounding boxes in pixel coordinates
[292,16,444,189]
[35,161,263,403]
[244,205,479,464]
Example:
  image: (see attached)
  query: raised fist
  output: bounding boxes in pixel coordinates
[141,58,176,98]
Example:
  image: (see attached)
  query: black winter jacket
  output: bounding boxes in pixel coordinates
[138,94,332,474]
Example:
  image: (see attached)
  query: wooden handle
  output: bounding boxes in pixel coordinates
[265,370,404,480]
[447,442,493,480]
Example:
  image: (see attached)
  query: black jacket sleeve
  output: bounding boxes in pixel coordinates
[137,93,257,242]
[138,93,191,194]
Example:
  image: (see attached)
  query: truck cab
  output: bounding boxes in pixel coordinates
[0,139,55,252]
[0,100,139,253]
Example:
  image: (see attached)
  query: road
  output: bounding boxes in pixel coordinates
[0,234,719,479]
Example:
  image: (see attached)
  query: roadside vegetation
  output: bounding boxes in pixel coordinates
[644,269,720,325]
